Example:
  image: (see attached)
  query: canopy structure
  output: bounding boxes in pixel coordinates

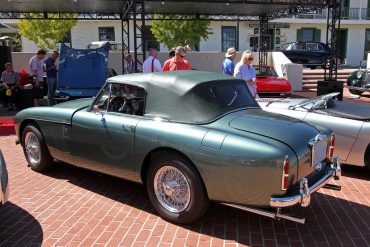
[0,0,342,81]
[0,1,327,17]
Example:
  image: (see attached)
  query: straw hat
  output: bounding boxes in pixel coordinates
[225,47,238,57]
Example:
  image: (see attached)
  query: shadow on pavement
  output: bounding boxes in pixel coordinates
[41,162,369,246]
[0,202,43,246]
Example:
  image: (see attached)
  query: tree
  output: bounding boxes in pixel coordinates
[150,15,212,49]
[18,14,78,49]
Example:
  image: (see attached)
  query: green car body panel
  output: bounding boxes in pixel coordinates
[14,71,334,208]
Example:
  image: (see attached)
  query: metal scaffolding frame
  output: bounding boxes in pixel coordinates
[258,15,269,66]
[324,0,342,81]
[0,0,341,75]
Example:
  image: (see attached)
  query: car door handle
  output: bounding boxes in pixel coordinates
[123,125,136,132]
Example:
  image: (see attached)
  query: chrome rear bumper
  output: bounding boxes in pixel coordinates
[270,158,341,208]
[347,86,370,92]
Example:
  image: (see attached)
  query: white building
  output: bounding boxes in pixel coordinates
[1,0,370,66]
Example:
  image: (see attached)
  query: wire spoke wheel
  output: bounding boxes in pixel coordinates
[154,165,191,213]
[25,132,41,165]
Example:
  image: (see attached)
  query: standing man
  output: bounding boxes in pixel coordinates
[143,48,162,73]
[222,47,238,76]
[162,46,192,71]
[1,63,20,110]
[29,49,46,106]
[44,51,59,106]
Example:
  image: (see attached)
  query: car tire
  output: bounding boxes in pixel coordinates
[146,153,209,225]
[21,125,53,172]
[348,89,363,96]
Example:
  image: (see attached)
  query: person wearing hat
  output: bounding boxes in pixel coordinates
[162,46,192,72]
[222,47,238,76]
[1,62,20,111]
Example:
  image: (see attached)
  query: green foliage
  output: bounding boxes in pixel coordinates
[150,15,213,49]
[18,13,77,49]
[12,33,22,52]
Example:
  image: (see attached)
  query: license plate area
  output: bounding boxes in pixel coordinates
[310,135,328,166]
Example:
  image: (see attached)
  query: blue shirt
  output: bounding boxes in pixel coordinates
[222,58,235,76]
[45,57,58,78]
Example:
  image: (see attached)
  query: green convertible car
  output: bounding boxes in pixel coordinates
[14,71,341,225]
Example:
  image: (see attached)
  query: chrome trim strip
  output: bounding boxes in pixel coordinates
[347,86,370,92]
[270,159,341,208]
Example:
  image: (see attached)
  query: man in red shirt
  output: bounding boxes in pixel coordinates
[162,46,192,71]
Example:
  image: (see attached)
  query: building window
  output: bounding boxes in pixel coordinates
[364,29,370,59]
[297,28,321,42]
[144,26,160,51]
[98,27,115,41]
[221,26,237,52]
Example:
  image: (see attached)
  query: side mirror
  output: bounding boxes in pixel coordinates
[93,105,104,117]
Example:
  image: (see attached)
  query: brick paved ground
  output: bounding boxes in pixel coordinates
[0,135,369,247]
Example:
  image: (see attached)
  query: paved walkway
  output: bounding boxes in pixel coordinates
[0,135,369,247]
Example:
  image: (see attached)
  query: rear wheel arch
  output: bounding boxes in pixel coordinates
[140,148,206,191]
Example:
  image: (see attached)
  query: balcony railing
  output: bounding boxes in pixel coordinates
[292,8,370,20]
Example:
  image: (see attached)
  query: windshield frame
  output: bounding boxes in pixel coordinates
[289,92,340,110]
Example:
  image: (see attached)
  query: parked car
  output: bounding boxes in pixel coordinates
[347,62,370,95]
[254,65,292,97]
[258,92,370,169]
[0,150,9,206]
[280,41,346,69]
[87,41,122,52]
[56,43,110,101]
[14,71,341,224]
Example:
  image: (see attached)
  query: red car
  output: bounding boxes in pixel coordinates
[255,65,292,97]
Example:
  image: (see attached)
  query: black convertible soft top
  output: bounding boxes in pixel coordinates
[107,71,258,123]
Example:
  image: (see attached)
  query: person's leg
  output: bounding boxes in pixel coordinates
[49,78,57,106]
[47,78,53,106]
[52,78,57,105]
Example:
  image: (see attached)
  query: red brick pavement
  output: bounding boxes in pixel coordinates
[0,135,369,247]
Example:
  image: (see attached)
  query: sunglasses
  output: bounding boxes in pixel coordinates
[248,58,254,60]
[178,54,186,58]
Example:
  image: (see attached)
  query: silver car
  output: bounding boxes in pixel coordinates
[0,150,9,205]
[258,93,370,169]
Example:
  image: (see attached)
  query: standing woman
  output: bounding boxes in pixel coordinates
[234,50,258,98]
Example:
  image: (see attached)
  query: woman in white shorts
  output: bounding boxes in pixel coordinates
[234,50,258,98]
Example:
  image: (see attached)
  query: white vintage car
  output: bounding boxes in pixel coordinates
[258,93,370,169]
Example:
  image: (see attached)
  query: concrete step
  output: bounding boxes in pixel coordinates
[301,69,355,90]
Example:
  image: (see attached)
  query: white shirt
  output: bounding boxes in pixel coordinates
[29,55,44,81]
[143,56,162,73]
[234,63,256,82]
[234,63,258,97]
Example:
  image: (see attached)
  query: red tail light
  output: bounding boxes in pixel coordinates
[329,134,335,159]
[282,155,289,191]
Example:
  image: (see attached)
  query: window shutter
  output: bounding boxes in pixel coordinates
[297,29,303,41]
[314,29,321,42]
